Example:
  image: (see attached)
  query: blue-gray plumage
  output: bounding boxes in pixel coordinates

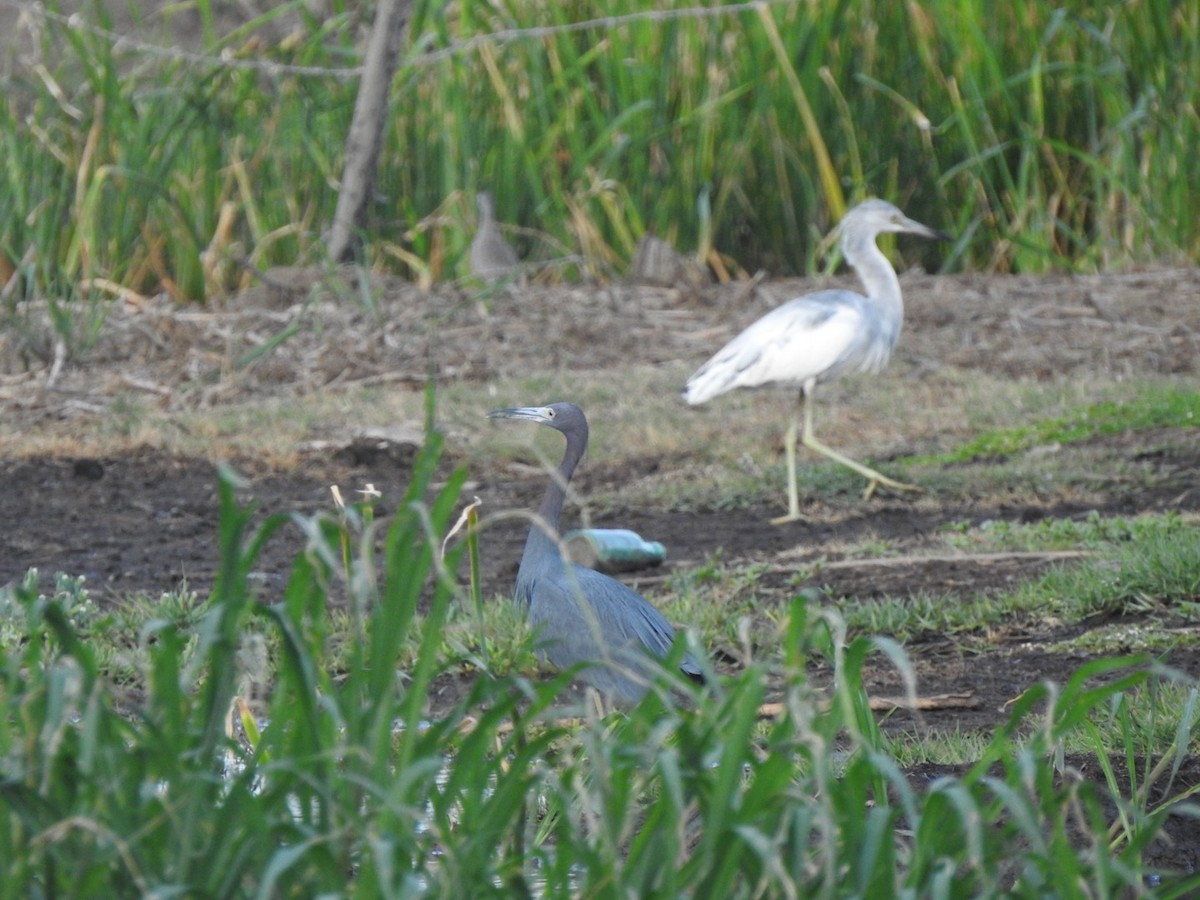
[487,402,703,704]
[684,199,949,523]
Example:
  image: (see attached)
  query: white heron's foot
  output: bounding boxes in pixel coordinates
[770,509,807,526]
[861,474,923,501]
[801,436,921,503]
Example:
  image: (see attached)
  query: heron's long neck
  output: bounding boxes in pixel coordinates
[477,194,496,224]
[843,233,904,334]
[522,429,587,570]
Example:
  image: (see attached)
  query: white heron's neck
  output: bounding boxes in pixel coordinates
[842,232,903,330]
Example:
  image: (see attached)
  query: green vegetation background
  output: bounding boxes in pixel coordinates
[2,0,1196,304]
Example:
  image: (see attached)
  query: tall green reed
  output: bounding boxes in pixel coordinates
[388,0,1200,278]
[1,0,357,310]
[528,603,1200,896]
[2,0,1197,311]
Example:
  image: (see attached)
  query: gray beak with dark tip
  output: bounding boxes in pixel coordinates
[487,406,555,425]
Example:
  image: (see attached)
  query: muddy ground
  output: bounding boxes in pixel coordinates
[3,428,1198,735]
[3,266,1200,870]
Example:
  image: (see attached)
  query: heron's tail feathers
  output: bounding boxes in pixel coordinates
[681,365,729,406]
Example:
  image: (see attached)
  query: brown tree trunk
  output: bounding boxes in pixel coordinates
[327,0,413,263]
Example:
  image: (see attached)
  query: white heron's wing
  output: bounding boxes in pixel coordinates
[684,290,880,404]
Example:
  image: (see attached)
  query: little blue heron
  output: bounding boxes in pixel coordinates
[683,199,949,523]
[488,402,703,704]
[470,191,521,283]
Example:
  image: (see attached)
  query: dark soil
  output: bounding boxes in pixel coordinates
[3,434,1198,739]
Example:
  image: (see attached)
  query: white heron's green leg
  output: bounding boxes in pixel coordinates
[800,393,922,500]
[770,417,803,525]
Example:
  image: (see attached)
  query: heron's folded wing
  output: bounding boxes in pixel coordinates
[685,291,872,401]
[530,566,701,676]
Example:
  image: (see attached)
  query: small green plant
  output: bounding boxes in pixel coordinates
[0,569,98,649]
[915,387,1200,466]
[1031,522,1200,619]
[942,510,1192,553]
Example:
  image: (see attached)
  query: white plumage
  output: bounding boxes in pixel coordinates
[684,293,891,404]
[684,198,948,522]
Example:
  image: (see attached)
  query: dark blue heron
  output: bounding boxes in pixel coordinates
[683,199,949,523]
[488,402,703,704]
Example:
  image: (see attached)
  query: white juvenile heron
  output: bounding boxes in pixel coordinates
[683,199,949,523]
[469,191,521,283]
[488,402,704,704]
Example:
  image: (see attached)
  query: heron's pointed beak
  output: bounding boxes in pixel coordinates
[487,406,553,425]
[903,215,952,243]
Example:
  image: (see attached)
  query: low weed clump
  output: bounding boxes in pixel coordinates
[2,425,1199,895]
[915,385,1200,467]
[941,509,1196,554]
[826,511,1199,647]
[1030,521,1200,620]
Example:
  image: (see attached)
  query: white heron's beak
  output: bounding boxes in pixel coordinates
[899,214,952,243]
